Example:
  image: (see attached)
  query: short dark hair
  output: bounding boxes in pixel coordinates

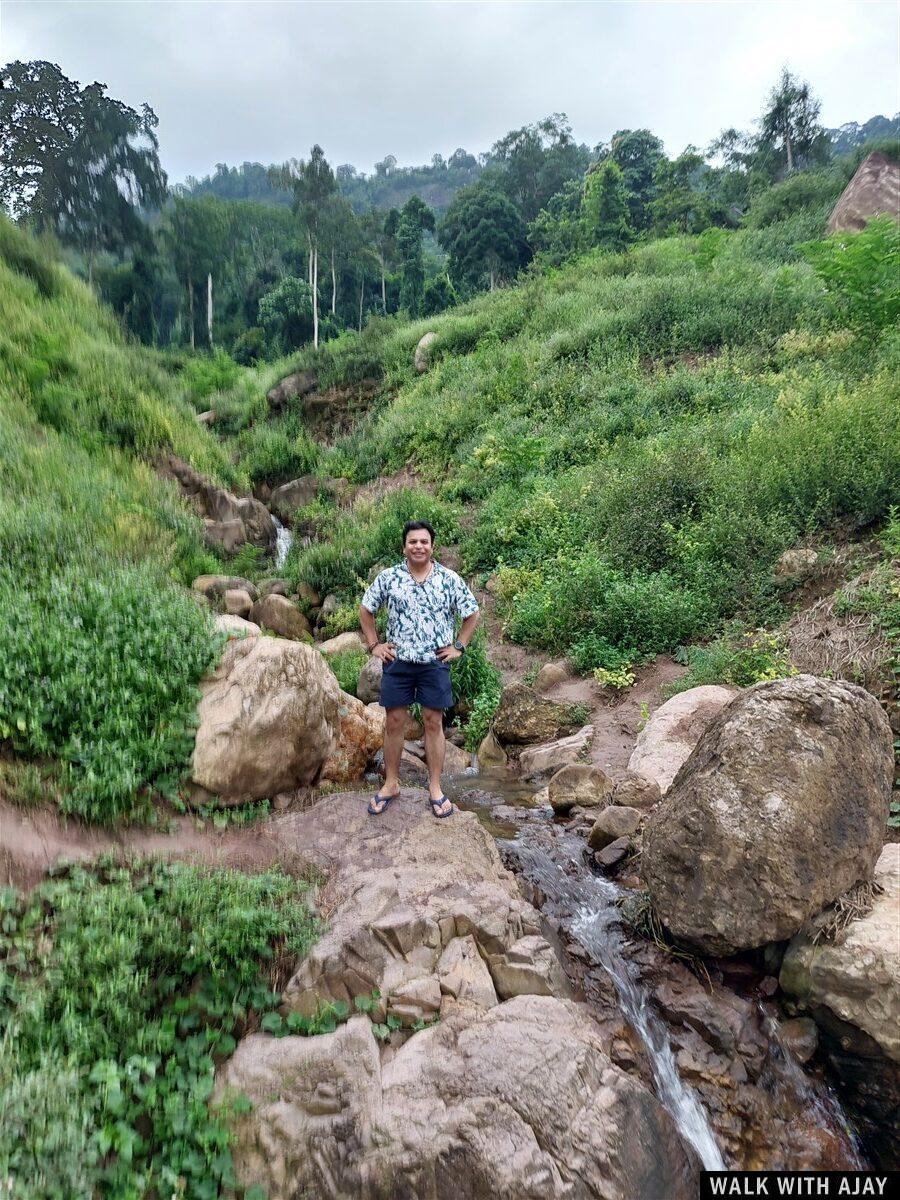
[402,520,435,546]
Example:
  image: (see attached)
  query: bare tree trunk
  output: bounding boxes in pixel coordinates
[207,273,214,348]
[331,245,337,316]
[784,126,794,173]
[380,256,387,313]
[489,267,496,292]
[188,276,195,351]
[88,247,95,288]
[307,235,313,290]
[312,245,319,349]
[358,273,365,331]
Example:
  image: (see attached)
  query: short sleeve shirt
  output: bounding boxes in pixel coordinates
[361,560,479,663]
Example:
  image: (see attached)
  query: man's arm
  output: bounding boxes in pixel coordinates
[435,608,479,662]
[359,605,395,662]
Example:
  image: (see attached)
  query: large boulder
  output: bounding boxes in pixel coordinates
[192,574,259,604]
[644,676,892,955]
[236,495,277,551]
[320,692,385,784]
[203,517,245,555]
[269,475,320,524]
[414,330,437,373]
[318,630,365,656]
[218,998,697,1200]
[191,636,340,803]
[213,614,260,640]
[357,655,383,705]
[827,151,900,234]
[548,763,613,814]
[628,685,736,794]
[492,683,577,745]
[780,843,899,1063]
[266,368,317,411]
[249,593,312,641]
[518,725,593,780]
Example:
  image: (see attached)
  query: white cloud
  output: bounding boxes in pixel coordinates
[2,0,897,182]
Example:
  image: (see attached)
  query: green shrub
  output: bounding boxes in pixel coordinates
[449,630,501,751]
[0,857,318,1198]
[0,564,220,823]
[0,218,59,298]
[178,349,243,405]
[288,489,460,597]
[667,623,794,695]
[231,325,268,366]
[328,648,368,696]
[234,411,319,484]
[800,217,900,336]
[744,170,843,229]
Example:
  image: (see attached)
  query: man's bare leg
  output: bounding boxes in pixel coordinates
[372,706,406,813]
[423,706,451,816]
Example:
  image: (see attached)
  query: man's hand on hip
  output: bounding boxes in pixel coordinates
[435,645,463,663]
[371,642,397,663]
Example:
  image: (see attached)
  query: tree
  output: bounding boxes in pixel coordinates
[396,195,435,316]
[270,145,338,347]
[649,147,716,234]
[757,68,829,176]
[163,195,228,349]
[582,161,634,252]
[423,274,457,316]
[360,207,398,312]
[528,179,585,264]
[604,129,665,231]
[489,114,588,223]
[0,60,166,273]
[439,183,527,292]
[258,276,314,351]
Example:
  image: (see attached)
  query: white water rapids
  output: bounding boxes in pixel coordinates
[513,838,727,1171]
[273,516,293,569]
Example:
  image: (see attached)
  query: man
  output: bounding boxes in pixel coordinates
[359,520,479,818]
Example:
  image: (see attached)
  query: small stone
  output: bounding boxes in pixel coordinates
[588,806,642,851]
[249,594,312,641]
[477,729,508,771]
[595,837,631,870]
[533,662,569,692]
[778,1017,818,1064]
[519,725,594,780]
[549,762,614,813]
[259,578,290,597]
[612,772,661,810]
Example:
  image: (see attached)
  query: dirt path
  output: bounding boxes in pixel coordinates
[0,802,300,891]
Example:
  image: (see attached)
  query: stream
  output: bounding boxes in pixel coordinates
[272,516,293,570]
[444,772,867,1174]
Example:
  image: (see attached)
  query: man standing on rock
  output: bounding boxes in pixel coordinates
[359,520,479,818]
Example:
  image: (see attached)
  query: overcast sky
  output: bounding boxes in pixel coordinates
[3,0,898,184]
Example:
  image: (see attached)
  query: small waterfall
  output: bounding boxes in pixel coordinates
[272,516,293,570]
[514,837,726,1172]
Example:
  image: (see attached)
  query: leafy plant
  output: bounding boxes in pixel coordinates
[328,649,368,696]
[667,623,794,696]
[0,857,319,1199]
[800,217,900,336]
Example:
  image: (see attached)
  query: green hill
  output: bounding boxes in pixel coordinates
[226,213,898,679]
[0,218,242,821]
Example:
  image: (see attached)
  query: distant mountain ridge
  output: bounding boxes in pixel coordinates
[179,113,900,212]
[825,114,899,156]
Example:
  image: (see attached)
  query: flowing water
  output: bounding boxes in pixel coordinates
[512,833,727,1171]
[273,516,293,569]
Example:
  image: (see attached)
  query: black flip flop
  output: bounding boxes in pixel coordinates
[429,796,453,819]
[368,791,398,816]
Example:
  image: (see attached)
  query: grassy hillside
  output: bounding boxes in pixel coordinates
[0,219,243,822]
[224,213,899,679]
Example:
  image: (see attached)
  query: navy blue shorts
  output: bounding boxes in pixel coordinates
[379,658,453,710]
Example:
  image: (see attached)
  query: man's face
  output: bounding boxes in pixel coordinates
[404,529,433,566]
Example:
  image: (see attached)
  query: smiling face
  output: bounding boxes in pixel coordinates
[404,526,433,569]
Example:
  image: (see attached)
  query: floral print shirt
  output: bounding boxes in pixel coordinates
[361,560,479,663]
